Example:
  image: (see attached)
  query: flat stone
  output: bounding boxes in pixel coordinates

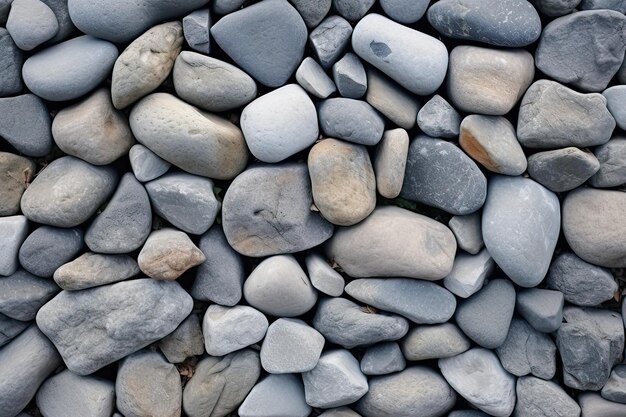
[579,392,626,417]
[241,84,318,163]
[326,205,456,279]
[332,53,366,99]
[482,175,560,287]
[515,376,580,417]
[261,318,324,374]
[0,28,23,96]
[0,215,28,276]
[530,0,580,16]
[374,129,409,199]
[516,288,564,333]
[604,86,626,130]
[447,46,534,115]
[0,153,34,216]
[380,0,429,24]
[129,144,170,183]
[138,229,205,280]
[296,57,336,99]
[158,314,204,363]
[309,15,353,69]
[417,95,461,139]
[222,163,334,257]
[0,94,52,157]
[289,0,331,28]
[308,138,376,226]
[0,269,59,320]
[602,364,626,404]
[36,278,193,375]
[443,249,495,299]
[333,0,375,21]
[400,323,471,361]
[364,67,420,130]
[203,304,268,357]
[54,252,139,291]
[305,253,345,297]
[0,313,29,348]
[360,342,405,375]
[589,137,626,188]
[238,374,311,417]
[19,226,83,278]
[401,136,487,215]
[448,212,483,255]
[528,147,600,192]
[183,8,210,54]
[6,0,58,50]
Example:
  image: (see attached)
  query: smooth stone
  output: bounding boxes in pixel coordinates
[296,57,336,99]
[203,305,268,357]
[516,288,564,333]
[261,318,325,374]
[580,0,626,11]
[589,138,626,188]
[333,0,375,21]
[449,412,489,417]
[448,212,483,255]
[309,15,352,69]
[22,35,118,101]
[0,313,29,348]
[241,84,318,163]
[528,147,600,192]
[417,94,461,139]
[54,252,140,291]
[183,8,210,54]
[447,46,534,115]
[289,0,331,27]
[495,318,557,380]
[0,325,62,417]
[380,0,429,23]
[360,342,405,375]
[0,269,59,320]
[243,255,317,317]
[326,205,456,279]
[158,314,204,363]
[428,0,541,47]
[41,0,75,44]
[482,175,560,287]
[517,80,616,148]
[602,365,626,404]
[0,216,28,276]
[238,373,311,417]
[400,323,470,361]
[222,163,334,257]
[211,0,306,87]
[443,249,495,299]
[604,86,626,130]
[345,278,457,324]
[364,67,419,130]
[6,0,58,50]
[212,0,244,14]
[116,350,182,417]
[459,115,527,176]
[138,229,205,280]
[401,136,487,215]
[19,226,83,278]
[308,138,376,226]
[0,154,33,216]
[173,52,257,113]
[0,29,23,96]
[563,188,626,267]
[439,348,516,417]
[557,307,624,390]
[192,225,245,306]
[183,350,261,417]
[579,392,626,417]
[356,367,456,417]
[52,88,133,165]
[36,369,115,417]
[0,94,52,157]
[374,129,409,199]
[530,0,580,16]
[318,99,384,146]
[146,172,220,235]
[129,144,170,183]
[304,253,345,297]
[455,279,516,349]
[312,297,409,348]
[36,278,193,375]
[85,172,151,254]
[515,376,581,417]
[332,53,366,99]
[536,10,626,92]
[21,156,117,228]
[318,407,362,417]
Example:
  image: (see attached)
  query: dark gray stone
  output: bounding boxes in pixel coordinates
[448,412,488,417]
[333,0,375,21]
[0,0,11,24]
[602,364,626,404]
[443,249,494,299]
[203,305,268,357]
[0,269,59,321]
[417,95,460,139]
[53,252,140,291]
[41,0,75,44]
[6,0,58,50]
[238,374,311,417]
[515,376,581,417]
[0,28,23,96]
[261,318,324,374]
[19,226,83,278]
[448,212,483,255]
[296,57,336,99]
[159,314,204,363]
[129,144,170,183]
[579,392,626,417]
[0,313,28,348]
[380,0,429,24]
[580,0,626,12]
[0,94,52,157]
[365,67,419,130]
[183,8,210,54]
[332,53,366,99]
[0,152,35,216]
[516,288,564,333]
[137,228,205,281]
[318,98,384,146]
[530,0,580,16]
[528,147,600,192]
[0,215,28,276]
[589,137,626,188]
[360,342,405,375]
[400,323,470,361]
[309,15,353,69]
[289,0,331,28]
[305,253,345,297]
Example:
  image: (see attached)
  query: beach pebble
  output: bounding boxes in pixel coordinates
[138,229,205,280]
[515,376,580,417]
[580,0,626,11]
[128,144,170,183]
[528,147,600,192]
[0,269,59,320]
[374,128,409,199]
[380,0,429,24]
[0,94,52,157]
[203,304,268,357]
[0,29,23,96]
[19,226,83,278]
[261,318,325,374]
[238,374,311,417]
[332,53,366,99]
[417,95,461,139]
[309,15,353,70]
[318,99,384,146]
[290,0,331,27]
[40,0,75,43]
[6,0,58,50]
[318,407,362,417]
[579,392,626,417]
[296,57,336,99]
[443,249,494,299]
[360,342,406,375]
[333,0,375,21]
[364,67,420,130]
[400,323,471,361]
[603,86,626,131]
[0,153,34,216]
[211,0,244,14]
[158,314,204,363]
[53,252,140,291]
[304,253,345,297]
[516,288,564,333]
[602,365,626,404]
[183,8,210,54]
[448,212,484,255]
[0,314,29,348]
[0,215,29,276]
[589,138,626,188]
[530,0,580,16]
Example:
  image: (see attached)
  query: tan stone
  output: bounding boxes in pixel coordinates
[138,229,205,280]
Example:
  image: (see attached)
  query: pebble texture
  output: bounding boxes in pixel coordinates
[0,153,35,216]
[0,94,52,157]
[19,226,83,278]
[138,228,205,280]
[261,318,325,374]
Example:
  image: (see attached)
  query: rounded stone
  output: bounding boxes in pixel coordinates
[374,128,409,199]
[0,216,29,277]
[238,374,311,417]
[0,153,36,216]
[527,147,600,192]
[304,253,345,297]
[261,318,325,374]
[333,0,375,21]
[157,313,204,364]
[138,229,206,281]
[0,94,52,157]
[317,99,384,146]
[289,0,331,28]
[360,342,406,376]
[364,67,420,130]
[332,53,366,99]
[400,323,471,361]
[603,86,626,130]
[203,304,268,357]
[417,94,461,139]
[380,0,429,24]
[0,269,60,320]
[589,137,626,188]
[530,0,580,16]
[19,226,83,278]
[53,252,140,291]
[0,28,24,96]
[182,8,210,55]
[6,0,58,51]
[296,57,337,99]
[128,144,170,183]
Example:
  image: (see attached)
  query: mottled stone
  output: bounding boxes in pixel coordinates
[516,288,564,333]
[296,57,336,99]
[528,147,600,192]
[0,215,28,276]
[0,269,59,320]
[364,67,420,130]
[19,226,83,278]
[515,376,580,417]
[417,94,460,139]
[54,253,139,291]
[530,0,580,16]
[129,144,170,183]
[183,8,210,54]
[318,99,384,146]
[138,229,205,280]
[589,137,626,188]
[212,0,244,14]
[374,129,409,199]
[6,0,58,50]
[602,365,626,404]
[0,153,35,216]
[443,249,494,299]
[360,342,405,375]
[289,0,331,28]
[380,0,429,23]
[401,323,470,361]
[158,314,204,363]
[0,28,23,96]
[309,15,353,69]
[238,374,311,417]
[448,212,483,255]
[261,318,324,374]
[332,53,366,99]
[305,253,345,297]
[0,94,52,157]
[203,305,268,357]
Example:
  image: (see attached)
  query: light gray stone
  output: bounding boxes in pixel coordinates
[0,215,28,276]
[309,15,352,69]
[400,323,470,361]
[515,376,580,417]
[19,226,83,278]
[380,0,429,23]
[528,147,600,192]
[360,342,405,375]
[239,373,311,417]
[374,128,409,199]
[602,365,626,404]
[0,153,35,216]
[0,269,59,320]
[0,94,52,157]
[296,57,336,99]
[364,67,420,130]
[516,288,564,333]
[54,253,139,291]
[203,305,268,357]
[158,314,204,363]
[289,0,331,28]
[261,318,324,374]
[138,229,205,281]
[332,53,366,99]
[6,0,58,50]
[0,313,28,348]
[212,0,244,14]
[448,212,483,255]
[604,86,626,131]
[318,98,384,146]
[579,392,626,417]
[333,0,375,21]
[183,8,210,54]
[417,94,461,139]
[0,28,23,96]
[129,144,170,183]
[443,249,494,299]
[590,137,626,188]
[305,253,345,297]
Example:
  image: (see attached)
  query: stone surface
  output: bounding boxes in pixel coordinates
[360,342,405,375]
[443,249,494,299]
[318,99,384,146]
[309,15,353,69]
[528,147,600,192]
[290,0,331,27]
[530,0,580,16]
[305,253,345,297]
[0,153,35,216]
[158,314,204,364]
[580,0,626,11]
[212,0,244,14]
[0,269,59,320]
[0,313,28,348]
[0,94,52,157]
[54,253,139,291]
[0,28,23,96]
[579,392,626,417]
[203,304,268,357]
[183,8,210,54]
[515,376,580,417]
[589,137,626,188]
[374,129,409,199]
[333,0,375,21]
[19,226,83,278]
[516,288,564,333]
[318,407,362,417]
[41,0,75,43]
[129,144,170,183]
[417,95,461,139]
[6,0,58,50]
[400,323,470,361]
[448,212,483,255]
[602,365,626,404]
[332,53,366,99]
[364,67,420,130]
[261,318,325,374]
[604,86,626,131]
[138,229,205,280]
[0,215,29,276]
[296,57,336,99]
[239,373,311,417]
[380,0,429,24]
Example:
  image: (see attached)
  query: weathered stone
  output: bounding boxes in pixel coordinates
[296,57,336,99]
[528,147,600,192]
[400,323,470,361]
[380,0,429,24]
[289,0,331,28]
[261,318,325,374]
[0,313,28,348]
[6,0,58,50]
[579,392,626,417]
[203,305,268,357]
[417,94,461,139]
[602,365,626,404]
[589,137,626,188]
[514,376,581,417]
[0,28,23,96]
[0,215,29,276]
[41,0,75,44]
[374,129,408,199]
[183,8,210,54]
[239,374,311,417]
[360,342,405,375]
[443,249,494,299]
[129,144,170,183]
[304,253,345,297]
[364,67,420,130]
[332,53,366,99]
[19,226,83,278]
[318,99,384,146]
[0,153,35,216]
[0,269,59,320]
[448,212,483,255]
[516,288,564,333]
[0,94,52,157]
[158,314,204,363]
[580,0,626,12]
[138,229,205,280]
[309,15,353,69]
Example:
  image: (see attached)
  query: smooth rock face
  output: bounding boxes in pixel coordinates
[241,84,318,163]
[360,342,406,375]
[203,304,268,357]
[36,279,193,375]
[326,205,456,279]
[401,137,487,215]
[211,0,307,87]
[261,318,325,374]
[54,253,139,291]
[41,0,75,44]
[515,376,580,417]
[482,176,560,287]
[536,10,626,92]
[0,94,52,157]
[0,29,23,96]
[530,0,580,16]
[6,0,58,50]
[222,163,334,257]
[138,229,205,280]
[22,35,118,101]
[238,374,311,417]
[516,288,564,333]
[0,314,29,348]
[589,137,626,188]
[332,53,366,99]
[443,249,494,299]
[297,57,337,99]
[602,364,626,404]
[129,144,170,183]
[448,212,484,255]
[374,129,409,199]
[400,323,470,361]
[333,0,375,21]
[447,46,534,115]
[604,86,626,131]
[318,99,384,146]
[318,407,362,417]
[580,392,626,417]
[309,15,353,70]
[356,367,456,417]
[528,147,600,192]
[562,188,626,268]
[380,0,429,24]
[158,314,204,363]
[417,94,461,139]
[0,153,35,216]
[439,348,516,417]
[364,67,420,130]
[0,269,59,320]
[290,0,331,27]
[352,13,447,95]
[305,253,345,297]
[0,216,29,276]
[183,8,210,54]
[19,226,83,278]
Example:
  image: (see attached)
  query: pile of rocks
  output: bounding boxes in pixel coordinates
[0,0,626,416]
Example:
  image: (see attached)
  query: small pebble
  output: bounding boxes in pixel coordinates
[289,0,331,28]
[380,0,429,24]
[158,314,204,364]
[589,137,626,188]
[332,53,367,99]
[602,365,626,404]
[18,226,83,278]
[309,15,353,70]
[448,212,484,255]
[360,342,406,375]
[0,28,23,96]
[261,318,325,374]
[0,215,29,276]
[417,94,461,139]
[296,57,337,99]
[304,253,345,297]
[138,228,205,280]
[203,304,268,357]
[128,144,170,183]
[443,249,494,299]
[603,86,626,131]
[0,269,59,320]
[183,8,210,54]
[238,374,311,417]
[374,128,409,199]
[400,323,471,361]
[318,98,384,146]
[364,67,420,129]
[516,288,564,333]
[333,0,375,21]
[528,147,600,192]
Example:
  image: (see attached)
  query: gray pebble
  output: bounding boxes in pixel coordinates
[443,249,494,299]
[448,412,489,417]
[0,313,28,348]
[318,407,362,417]
[580,0,626,11]
[619,55,626,84]
[400,323,470,361]
[212,0,244,14]
[304,253,345,297]
[261,318,325,374]
[579,392,626,417]
[0,28,23,96]
[318,98,384,146]
[203,304,268,357]
[129,144,170,183]
[602,364,626,404]
[515,376,580,417]
[360,342,406,375]
[0,94,52,157]
[183,8,210,54]
[0,1,10,28]
[589,137,626,188]
[238,374,311,417]
[448,212,484,255]
[604,86,626,131]
[41,0,75,44]
[333,0,375,21]
[289,0,331,27]
[530,0,580,16]
[0,269,59,320]
[19,226,83,278]
[528,147,600,192]
[516,288,564,333]
[374,128,409,199]
[380,0,429,23]
[0,215,28,276]
[364,67,420,130]
[417,95,461,139]
[296,57,336,99]
[53,252,140,291]
[332,53,366,99]
[137,228,205,281]
[0,153,35,216]
[309,15,353,69]
[6,0,58,50]
[158,314,204,364]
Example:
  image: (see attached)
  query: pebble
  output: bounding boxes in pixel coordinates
[516,288,564,333]
[455,279,516,349]
[374,129,409,199]
[312,297,409,348]
[243,255,318,317]
[515,376,581,417]
[360,342,405,375]
[562,188,626,268]
[528,147,600,192]
[0,94,52,157]
[449,412,489,417]
[41,0,75,44]
[439,348,516,417]
[0,215,29,276]
[241,84,318,163]
[158,314,204,363]
[239,374,311,417]
[261,318,325,374]
[535,10,626,92]
[22,35,118,101]
[443,249,495,299]
[309,15,353,69]
[18,226,83,278]
[211,0,307,87]
[0,269,59,320]
[459,115,527,176]
[318,99,384,146]
[602,365,626,404]
[183,350,261,417]
[400,323,471,361]
[203,304,268,357]
[212,0,244,14]
[183,8,210,54]
[364,67,420,129]
[603,86,626,131]
[580,0,626,12]
[296,57,336,99]
[517,79,616,148]
[6,0,58,50]
[138,229,205,280]
[116,350,182,417]
[447,46,535,115]
[0,153,34,216]
[401,136,487,215]
[146,172,220,235]
[222,163,334,257]
[589,138,626,188]
[0,313,28,348]
[85,172,151,254]
[380,0,429,24]
[0,28,23,96]
[448,212,484,255]
[428,0,541,47]
[129,144,170,183]
[356,367,456,417]
[530,0,580,16]
[304,253,345,297]
[318,407,362,417]
[579,392,626,417]
[327,205,456,279]
[54,253,139,291]
[36,278,193,375]
[482,175,560,287]
[290,0,331,28]
[333,0,375,21]
[309,138,376,225]
[332,53,366,99]
[352,14,447,95]
[417,95,461,139]
[52,88,134,165]
[36,369,115,417]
